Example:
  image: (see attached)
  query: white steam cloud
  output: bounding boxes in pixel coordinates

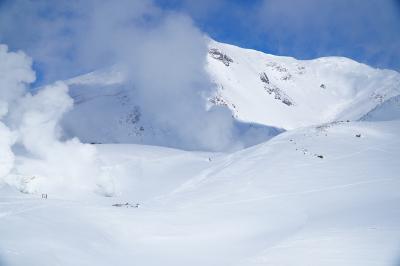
[0,122,15,179]
[0,0,278,195]
[0,44,113,196]
[0,44,34,180]
[0,0,245,151]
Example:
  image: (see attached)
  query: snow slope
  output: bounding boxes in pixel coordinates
[61,67,282,150]
[361,95,400,121]
[1,120,399,266]
[59,39,400,147]
[207,40,400,129]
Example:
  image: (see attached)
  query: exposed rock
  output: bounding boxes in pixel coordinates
[209,48,233,66]
[125,106,141,124]
[260,72,270,84]
[282,98,293,106]
[209,94,228,106]
[264,84,294,106]
[296,65,306,74]
[281,73,292,81]
[267,62,288,72]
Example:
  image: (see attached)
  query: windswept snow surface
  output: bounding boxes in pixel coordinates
[1,121,399,266]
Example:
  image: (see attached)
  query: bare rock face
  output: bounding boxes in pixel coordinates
[259,72,294,106]
[266,62,293,81]
[209,91,239,118]
[209,48,233,66]
[264,84,294,106]
[209,94,228,107]
[260,72,270,84]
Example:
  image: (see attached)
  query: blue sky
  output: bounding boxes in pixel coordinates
[0,0,399,87]
[157,0,400,71]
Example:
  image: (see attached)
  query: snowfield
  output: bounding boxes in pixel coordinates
[1,120,399,266]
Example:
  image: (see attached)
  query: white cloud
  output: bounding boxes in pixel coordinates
[0,122,15,180]
[0,44,35,118]
[0,44,113,196]
[0,0,241,151]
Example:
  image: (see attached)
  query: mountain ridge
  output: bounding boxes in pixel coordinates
[59,39,400,149]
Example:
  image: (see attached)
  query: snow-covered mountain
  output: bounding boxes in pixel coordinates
[60,39,400,148]
[61,76,282,150]
[207,41,400,129]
